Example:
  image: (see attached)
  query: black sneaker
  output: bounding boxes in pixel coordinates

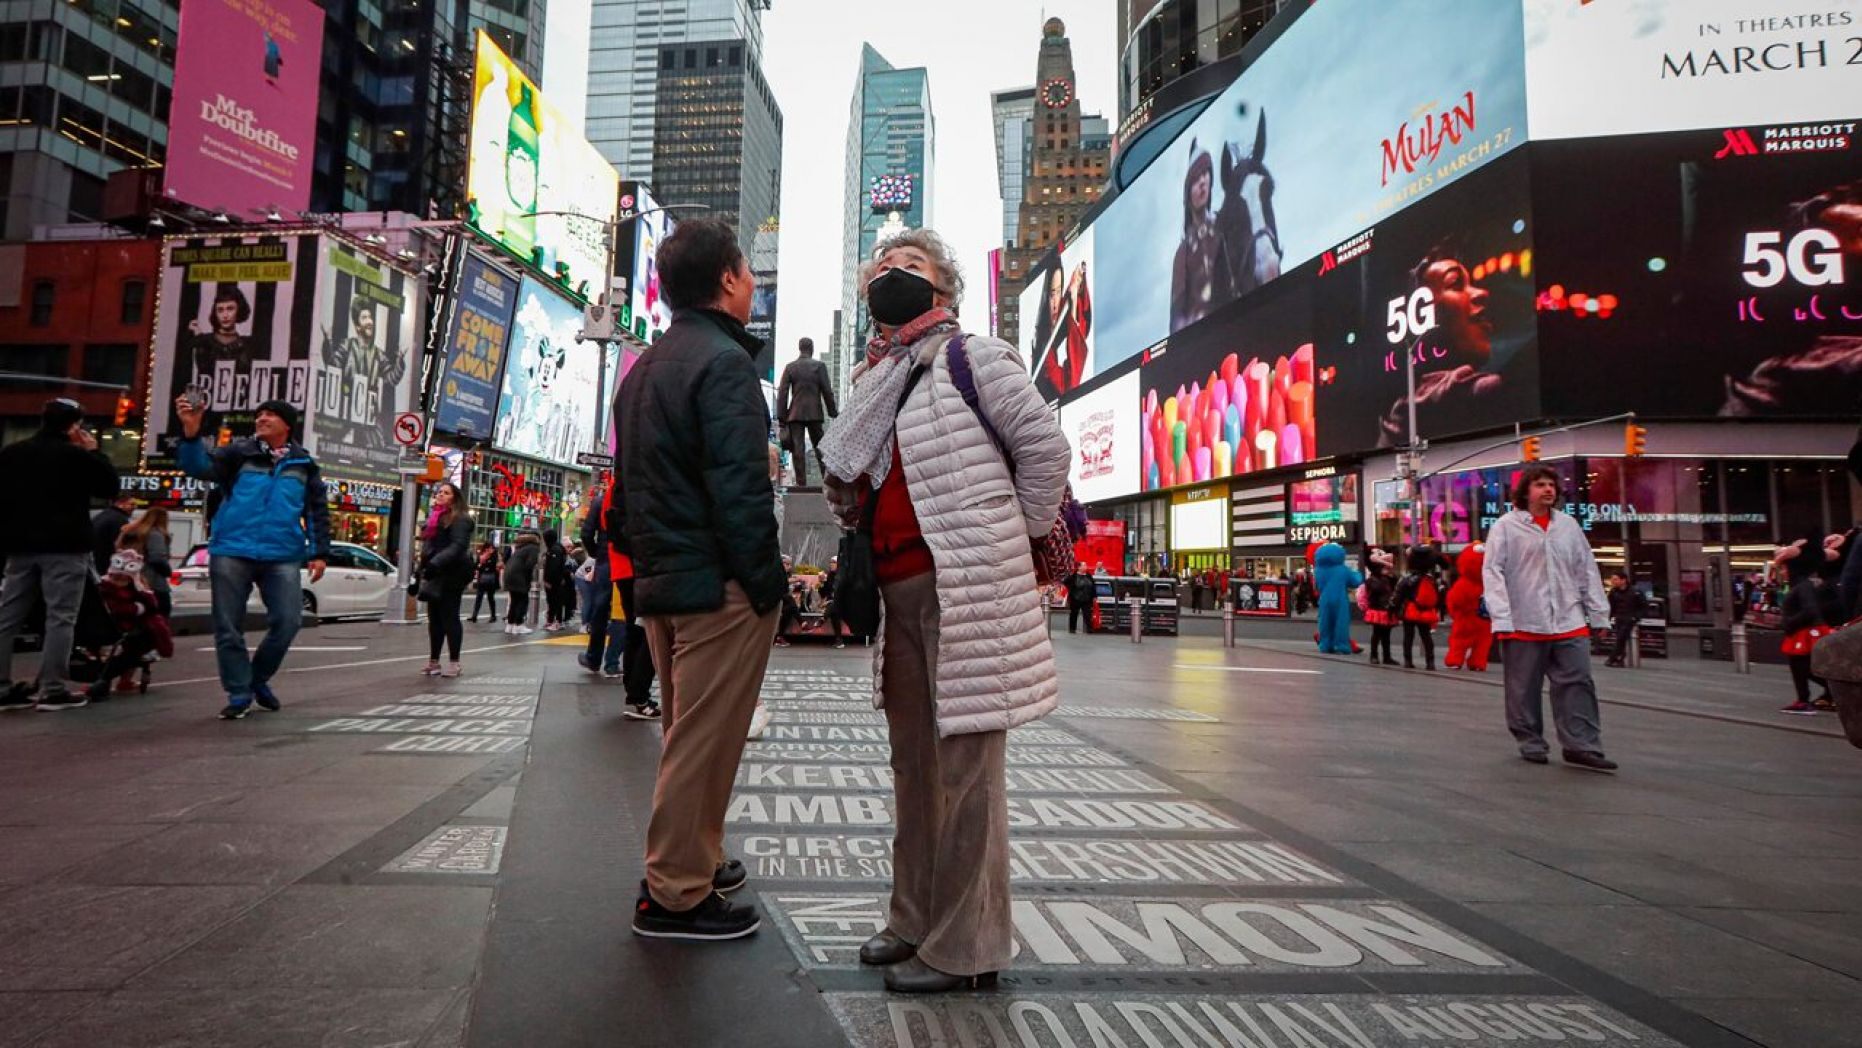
[623,701,662,721]
[713,859,747,894]
[1562,750,1618,773]
[576,653,599,674]
[85,677,114,702]
[1521,752,1550,765]
[252,683,281,712]
[219,699,252,720]
[631,883,759,940]
[0,683,35,712]
[35,691,89,712]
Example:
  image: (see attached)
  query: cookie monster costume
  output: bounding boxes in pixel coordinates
[1313,541,1363,655]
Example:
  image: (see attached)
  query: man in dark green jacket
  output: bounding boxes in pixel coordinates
[617,217,782,942]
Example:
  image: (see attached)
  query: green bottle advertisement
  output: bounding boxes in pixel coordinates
[504,82,541,259]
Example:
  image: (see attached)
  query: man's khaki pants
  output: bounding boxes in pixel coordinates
[880,572,1012,977]
[643,582,778,910]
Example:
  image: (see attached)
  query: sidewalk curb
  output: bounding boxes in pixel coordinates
[1218,637,1846,740]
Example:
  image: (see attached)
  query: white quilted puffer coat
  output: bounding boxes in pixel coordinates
[830,331,1072,737]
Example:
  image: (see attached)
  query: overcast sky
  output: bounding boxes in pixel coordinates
[761,1,1118,377]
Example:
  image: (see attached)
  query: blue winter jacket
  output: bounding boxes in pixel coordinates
[178,436,331,563]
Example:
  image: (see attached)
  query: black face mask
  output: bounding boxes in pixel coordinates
[867,268,937,327]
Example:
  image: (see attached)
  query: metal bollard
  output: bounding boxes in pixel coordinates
[1731,622,1750,674]
[1223,608,1236,648]
[1627,627,1641,669]
[1129,596,1143,644]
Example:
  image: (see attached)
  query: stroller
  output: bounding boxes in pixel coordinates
[69,558,171,700]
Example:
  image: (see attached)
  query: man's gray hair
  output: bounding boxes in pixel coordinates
[859,228,965,309]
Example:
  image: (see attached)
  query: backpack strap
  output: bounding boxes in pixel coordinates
[945,335,1013,476]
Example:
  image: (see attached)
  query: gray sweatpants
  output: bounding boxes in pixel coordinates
[0,553,90,697]
[1503,636,1605,757]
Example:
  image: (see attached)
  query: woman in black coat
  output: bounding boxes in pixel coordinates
[469,542,501,623]
[419,482,476,676]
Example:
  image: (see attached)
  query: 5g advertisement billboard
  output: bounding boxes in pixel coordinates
[1532,124,1862,419]
[1091,0,1528,372]
[468,31,619,296]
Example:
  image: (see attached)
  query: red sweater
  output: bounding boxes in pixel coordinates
[870,444,933,584]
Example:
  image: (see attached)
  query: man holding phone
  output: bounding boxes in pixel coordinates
[174,394,329,720]
[0,399,121,711]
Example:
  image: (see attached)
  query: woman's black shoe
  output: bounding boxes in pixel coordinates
[883,956,998,993]
[1382,657,1399,666]
[859,928,916,966]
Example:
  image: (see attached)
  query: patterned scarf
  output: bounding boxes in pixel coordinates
[820,307,959,488]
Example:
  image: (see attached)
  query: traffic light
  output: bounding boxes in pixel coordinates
[420,454,445,483]
[1521,435,1542,462]
[1624,421,1648,458]
[113,393,133,426]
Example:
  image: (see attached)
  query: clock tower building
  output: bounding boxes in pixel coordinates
[998,18,1111,352]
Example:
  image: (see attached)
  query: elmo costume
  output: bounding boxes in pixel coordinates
[1443,543,1493,671]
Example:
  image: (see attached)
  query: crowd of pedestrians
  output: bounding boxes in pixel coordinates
[7,212,1856,1002]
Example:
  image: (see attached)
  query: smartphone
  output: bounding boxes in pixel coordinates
[182,385,208,411]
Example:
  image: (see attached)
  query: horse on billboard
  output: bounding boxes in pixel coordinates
[1217,104,1283,301]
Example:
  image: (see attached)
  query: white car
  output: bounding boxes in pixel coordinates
[171,541,398,621]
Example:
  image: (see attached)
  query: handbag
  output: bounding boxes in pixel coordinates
[945,335,1087,586]
[834,363,929,638]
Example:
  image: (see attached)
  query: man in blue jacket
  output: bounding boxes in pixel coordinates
[175,396,329,720]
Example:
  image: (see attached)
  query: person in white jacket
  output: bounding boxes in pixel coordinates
[821,229,1071,994]
[1482,466,1618,772]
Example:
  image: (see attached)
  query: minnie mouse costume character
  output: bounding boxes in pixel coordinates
[1776,536,1844,714]
[1392,545,1443,670]
[1360,547,1398,666]
[1443,544,1493,672]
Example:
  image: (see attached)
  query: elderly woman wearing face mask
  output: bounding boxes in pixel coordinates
[820,229,1071,993]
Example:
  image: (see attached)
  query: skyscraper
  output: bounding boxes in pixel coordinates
[471,0,549,82]
[995,18,1110,349]
[584,0,768,179]
[991,88,1036,247]
[650,40,782,232]
[838,44,933,403]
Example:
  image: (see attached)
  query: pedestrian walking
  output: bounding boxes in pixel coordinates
[586,480,659,717]
[776,336,838,486]
[1483,466,1617,771]
[821,556,848,648]
[90,490,136,574]
[469,542,501,622]
[1775,538,1842,713]
[822,227,1071,993]
[617,217,786,941]
[1063,562,1097,633]
[417,481,475,678]
[174,396,330,720]
[119,505,174,617]
[1604,571,1646,668]
[1361,547,1398,665]
[0,399,121,712]
[501,532,540,634]
[541,529,572,630]
[1392,545,1443,670]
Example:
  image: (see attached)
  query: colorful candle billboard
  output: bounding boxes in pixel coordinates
[163,0,323,217]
